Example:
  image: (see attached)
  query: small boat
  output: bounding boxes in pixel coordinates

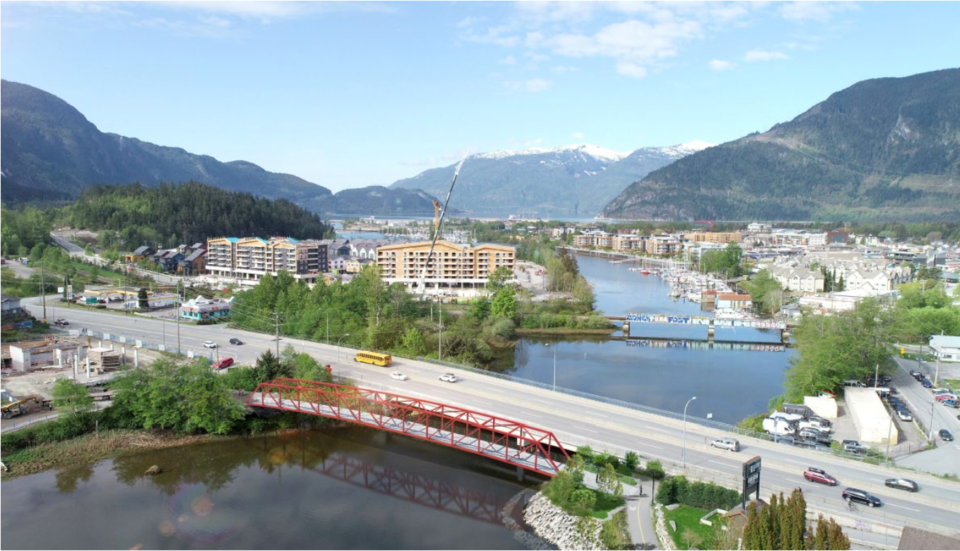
[641,270,650,275]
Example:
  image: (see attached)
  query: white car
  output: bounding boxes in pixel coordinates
[390,372,408,381]
[203,340,218,349]
[896,409,913,422]
[439,373,458,383]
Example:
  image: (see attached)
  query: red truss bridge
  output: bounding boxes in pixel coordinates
[246,378,569,477]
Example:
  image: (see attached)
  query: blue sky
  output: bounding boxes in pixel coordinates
[3,1,959,192]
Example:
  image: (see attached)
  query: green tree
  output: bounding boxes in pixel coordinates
[624,451,640,470]
[52,378,94,422]
[487,266,513,290]
[468,298,491,322]
[491,286,517,320]
[743,269,784,316]
[401,328,427,356]
[255,349,290,384]
[137,287,149,309]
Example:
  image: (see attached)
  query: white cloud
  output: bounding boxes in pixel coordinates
[708,59,736,72]
[616,60,647,78]
[165,1,398,20]
[500,55,517,65]
[464,24,521,47]
[744,49,789,62]
[552,65,578,73]
[571,131,586,140]
[525,51,549,62]
[505,78,553,93]
[136,15,236,38]
[779,2,859,22]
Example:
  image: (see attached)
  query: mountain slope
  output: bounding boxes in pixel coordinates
[601,68,960,221]
[0,79,335,206]
[389,142,711,218]
[1,80,450,217]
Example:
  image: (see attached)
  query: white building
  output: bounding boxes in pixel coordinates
[930,335,960,363]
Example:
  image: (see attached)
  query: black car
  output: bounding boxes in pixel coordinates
[940,429,954,442]
[842,488,882,507]
[885,478,919,492]
[229,338,244,345]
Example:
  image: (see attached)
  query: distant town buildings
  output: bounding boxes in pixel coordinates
[179,296,234,321]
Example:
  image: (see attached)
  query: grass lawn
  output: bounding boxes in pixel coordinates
[941,379,960,390]
[663,505,720,550]
[589,489,625,519]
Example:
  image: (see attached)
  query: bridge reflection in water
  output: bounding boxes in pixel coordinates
[247,378,569,477]
[245,437,511,526]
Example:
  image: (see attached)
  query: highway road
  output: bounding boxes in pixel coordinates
[892,356,960,441]
[21,296,960,540]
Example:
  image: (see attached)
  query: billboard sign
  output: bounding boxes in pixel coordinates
[742,456,762,509]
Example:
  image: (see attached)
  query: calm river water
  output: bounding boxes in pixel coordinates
[489,254,794,424]
[1,428,544,550]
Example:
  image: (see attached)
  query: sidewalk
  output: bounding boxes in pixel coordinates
[581,471,658,549]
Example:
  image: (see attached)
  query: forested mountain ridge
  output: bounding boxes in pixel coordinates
[601,68,960,222]
[63,183,334,249]
[1,80,445,216]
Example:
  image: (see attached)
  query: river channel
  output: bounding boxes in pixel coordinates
[1,427,544,550]
[487,254,794,425]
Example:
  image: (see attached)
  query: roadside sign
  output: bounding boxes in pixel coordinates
[742,456,762,510]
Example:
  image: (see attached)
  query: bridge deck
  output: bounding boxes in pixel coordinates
[247,392,562,477]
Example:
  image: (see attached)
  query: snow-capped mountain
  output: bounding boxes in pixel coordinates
[389,141,712,218]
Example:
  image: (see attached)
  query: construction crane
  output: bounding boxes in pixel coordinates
[694,219,715,232]
[432,200,441,237]
[418,159,466,296]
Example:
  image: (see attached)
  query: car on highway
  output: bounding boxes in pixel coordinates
[842,488,882,508]
[896,409,913,422]
[921,379,934,388]
[439,373,458,383]
[942,399,958,408]
[711,438,741,452]
[884,478,919,492]
[803,467,838,486]
[940,429,954,442]
[203,340,218,349]
[53,318,69,326]
[229,338,244,345]
[213,357,234,370]
[390,372,408,381]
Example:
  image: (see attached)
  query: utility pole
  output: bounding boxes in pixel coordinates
[274,312,281,357]
[438,295,443,362]
[40,261,48,323]
[176,278,182,351]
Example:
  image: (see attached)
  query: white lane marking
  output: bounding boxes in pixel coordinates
[573,425,599,433]
[647,426,670,434]
[707,460,739,468]
[525,413,545,419]
[886,503,920,512]
[587,411,610,418]
[636,442,663,450]
[797,481,819,488]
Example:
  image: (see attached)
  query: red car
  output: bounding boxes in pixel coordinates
[936,394,957,402]
[803,467,838,486]
[213,357,235,370]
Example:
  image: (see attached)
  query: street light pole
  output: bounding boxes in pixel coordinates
[553,344,557,392]
[682,396,697,469]
[337,333,350,363]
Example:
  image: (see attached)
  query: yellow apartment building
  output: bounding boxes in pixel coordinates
[376,240,515,290]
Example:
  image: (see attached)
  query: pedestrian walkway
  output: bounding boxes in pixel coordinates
[581,471,658,548]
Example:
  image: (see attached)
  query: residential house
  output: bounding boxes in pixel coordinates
[178,249,207,276]
[930,335,960,363]
[125,246,155,263]
[1,294,26,320]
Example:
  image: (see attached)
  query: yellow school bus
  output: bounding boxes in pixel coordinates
[354,350,392,367]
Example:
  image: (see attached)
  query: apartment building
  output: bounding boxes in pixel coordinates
[645,236,682,256]
[574,230,613,248]
[686,232,744,244]
[376,240,515,290]
[206,236,328,283]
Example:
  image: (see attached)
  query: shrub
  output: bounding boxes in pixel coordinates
[594,450,620,469]
[624,451,640,470]
[645,460,666,480]
[656,475,741,510]
[576,445,594,460]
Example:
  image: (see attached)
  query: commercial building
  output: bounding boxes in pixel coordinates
[930,335,960,363]
[717,293,752,309]
[179,296,233,321]
[376,240,515,291]
[206,236,328,284]
[8,338,85,372]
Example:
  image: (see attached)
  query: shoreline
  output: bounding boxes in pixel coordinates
[516,328,617,336]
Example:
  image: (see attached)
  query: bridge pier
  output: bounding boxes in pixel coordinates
[622,321,630,337]
[781,330,790,344]
[517,465,525,482]
[707,321,715,344]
